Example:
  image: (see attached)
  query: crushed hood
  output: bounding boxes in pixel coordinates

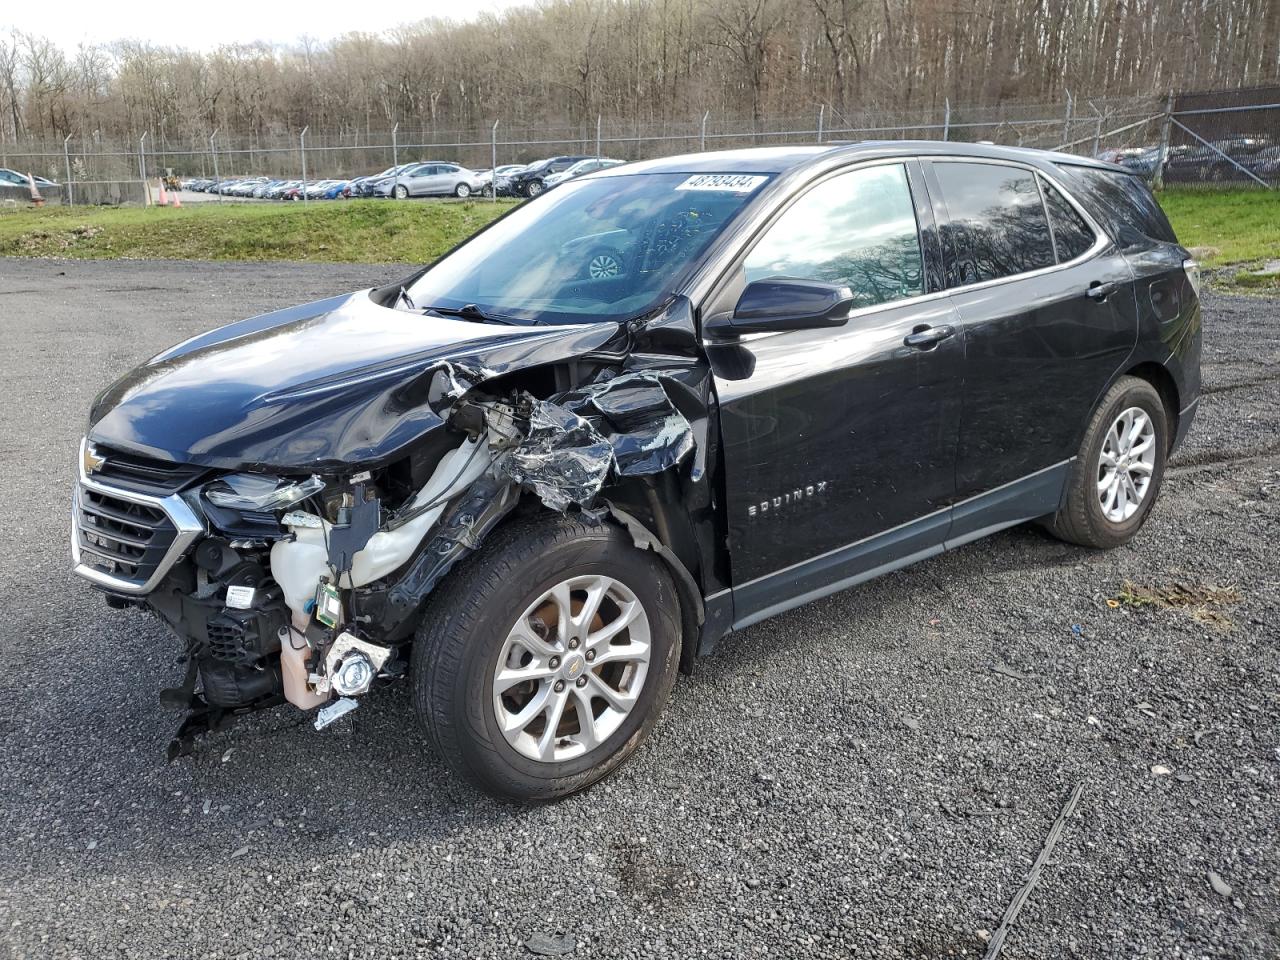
[88,290,622,472]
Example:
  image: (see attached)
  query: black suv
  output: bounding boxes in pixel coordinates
[73,143,1201,800]
[508,155,592,197]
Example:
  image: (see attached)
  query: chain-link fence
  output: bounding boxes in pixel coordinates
[0,88,1275,206]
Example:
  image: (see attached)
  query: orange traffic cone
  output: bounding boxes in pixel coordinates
[172,192,181,208]
[26,172,44,207]
[158,182,168,205]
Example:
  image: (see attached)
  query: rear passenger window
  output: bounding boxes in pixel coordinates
[934,162,1055,286]
[1040,179,1095,262]
[744,164,924,309]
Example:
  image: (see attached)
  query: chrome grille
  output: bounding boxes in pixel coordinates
[72,439,204,595]
[76,488,177,583]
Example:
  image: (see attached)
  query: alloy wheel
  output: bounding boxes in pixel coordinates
[492,575,651,763]
[526,180,543,197]
[456,183,471,198]
[587,253,622,279]
[1097,406,1156,522]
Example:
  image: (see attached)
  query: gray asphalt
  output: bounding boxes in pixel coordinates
[0,258,1276,960]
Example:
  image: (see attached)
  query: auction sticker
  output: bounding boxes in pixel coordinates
[676,174,768,193]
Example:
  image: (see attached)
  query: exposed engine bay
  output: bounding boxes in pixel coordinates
[71,293,719,757]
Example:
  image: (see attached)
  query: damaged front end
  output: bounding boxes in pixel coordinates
[72,292,719,757]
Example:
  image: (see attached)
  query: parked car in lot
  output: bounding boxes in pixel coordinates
[73,143,1199,801]
[1249,145,1280,180]
[0,167,59,200]
[373,162,482,198]
[350,164,418,198]
[1096,146,1161,179]
[1163,136,1273,183]
[541,157,626,190]
[507,155,592,196]
[477,164,527,197]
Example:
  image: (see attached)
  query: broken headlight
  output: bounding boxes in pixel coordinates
[203,473,325,512]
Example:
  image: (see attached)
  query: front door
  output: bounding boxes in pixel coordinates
[705,161,965,626]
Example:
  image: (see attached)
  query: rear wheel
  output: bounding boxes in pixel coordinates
[412,516,680,801]
[454,183,472,198]
[1047,376,1168,548]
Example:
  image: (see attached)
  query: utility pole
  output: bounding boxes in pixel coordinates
[700,110,709,151]
[943,99,951,141]
[596,114,602,159]
[817,104,825,144]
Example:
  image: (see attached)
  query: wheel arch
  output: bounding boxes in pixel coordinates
[1123,360,1180,453]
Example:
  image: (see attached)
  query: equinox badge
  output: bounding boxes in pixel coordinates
[748,481,829,519]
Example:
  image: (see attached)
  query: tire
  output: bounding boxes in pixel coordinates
[481,185,494,198]
[412,516,681,801]
[1046,375,1168,549]
[454,183,472,198]
[393,184,409,200]
[525,179,544,197]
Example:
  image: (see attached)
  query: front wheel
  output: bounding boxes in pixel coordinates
[525,179,544,197]
[393,184,409,199]
[1046,375,1168,549]
[412,516,681,801]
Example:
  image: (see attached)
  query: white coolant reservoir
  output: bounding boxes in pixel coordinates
[270,435,490,618]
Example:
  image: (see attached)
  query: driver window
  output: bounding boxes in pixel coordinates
[744,164,924,310]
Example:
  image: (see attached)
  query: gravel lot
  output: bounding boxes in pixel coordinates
[0,258,1276,960]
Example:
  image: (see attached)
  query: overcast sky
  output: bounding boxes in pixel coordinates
[3,0,532,51]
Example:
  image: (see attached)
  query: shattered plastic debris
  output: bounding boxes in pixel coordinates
[566,371,696,477]
[493,371,698,513]
[497,401,615,512]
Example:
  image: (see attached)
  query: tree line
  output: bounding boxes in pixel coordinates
[2,0,1277,149]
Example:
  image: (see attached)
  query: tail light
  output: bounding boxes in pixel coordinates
[1183,259,1202,299]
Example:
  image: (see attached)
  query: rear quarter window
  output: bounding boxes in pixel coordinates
[1054,164,1178,249]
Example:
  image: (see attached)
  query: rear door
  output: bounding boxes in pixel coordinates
[706,160,965,624]
[923,159,1137,542]
[437,164,464,193]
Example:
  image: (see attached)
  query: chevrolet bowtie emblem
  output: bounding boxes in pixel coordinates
[82,442,106,475]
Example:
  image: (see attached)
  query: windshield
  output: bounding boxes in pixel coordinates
[407,172,770,325]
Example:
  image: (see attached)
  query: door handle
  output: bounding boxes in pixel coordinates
[903,324,956,350]
[1086,280,1119,301]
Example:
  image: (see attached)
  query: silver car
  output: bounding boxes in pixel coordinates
[376,163,482,199]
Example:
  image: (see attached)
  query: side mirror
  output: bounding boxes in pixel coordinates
[705,278,856,337]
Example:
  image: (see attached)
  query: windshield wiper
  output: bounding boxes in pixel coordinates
[421,303,541,326]
[397,286,416,310]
